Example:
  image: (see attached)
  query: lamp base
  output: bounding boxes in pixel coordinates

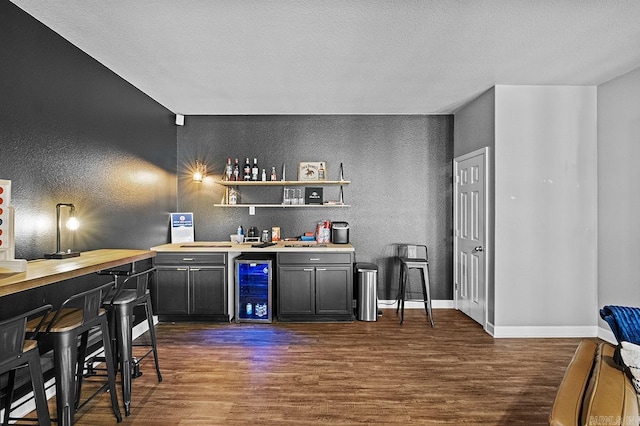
[45,251,80,259]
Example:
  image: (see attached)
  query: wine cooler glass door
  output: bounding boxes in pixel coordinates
[235,260,272,323]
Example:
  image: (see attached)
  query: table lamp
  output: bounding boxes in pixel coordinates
[45,203,80,259]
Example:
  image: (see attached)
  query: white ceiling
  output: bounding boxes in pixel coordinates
[10,0,640,115]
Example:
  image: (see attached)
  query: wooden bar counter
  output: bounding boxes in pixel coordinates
[0,249,156,298]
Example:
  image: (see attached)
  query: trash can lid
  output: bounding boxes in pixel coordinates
[355,263,378,272]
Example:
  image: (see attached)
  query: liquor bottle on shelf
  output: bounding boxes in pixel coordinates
[318,162,326,180]
[224,157,233,181]
[243,158,251,181]
[251,158,259,181]
[232,158,240,181]
[261,168,267,181]
[270,167,277,181]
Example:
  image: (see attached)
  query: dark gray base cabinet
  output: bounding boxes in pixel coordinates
[277,252,353,322]
[153,252,228,321]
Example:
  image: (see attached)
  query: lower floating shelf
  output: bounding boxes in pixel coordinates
[213,204,350,208]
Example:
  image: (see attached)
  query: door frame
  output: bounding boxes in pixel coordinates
[453,146,491,330]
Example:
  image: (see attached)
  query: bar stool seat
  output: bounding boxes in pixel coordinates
[396,244,434,327]
[84,267,161,417]
[28,282,122,426]
[1,305,52,426]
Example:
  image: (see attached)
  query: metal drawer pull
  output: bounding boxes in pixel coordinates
[191,268,200,271]
[309,258,320,261]
[316,268,327,271]
[177,268,188,271]
[182,257,195,261]
[303,268,314,272]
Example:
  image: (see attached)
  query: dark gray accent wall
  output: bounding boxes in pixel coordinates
[178,115,454,300]
[1,0,177,260]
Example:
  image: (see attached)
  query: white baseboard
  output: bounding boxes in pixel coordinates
[598,326,617,345]
[378,299,454,309]
[491,325,598,339]
[488,324,619,340]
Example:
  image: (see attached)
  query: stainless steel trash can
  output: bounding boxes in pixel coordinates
[356,263,378,321]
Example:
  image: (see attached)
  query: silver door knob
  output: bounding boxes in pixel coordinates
[474,246,484,252]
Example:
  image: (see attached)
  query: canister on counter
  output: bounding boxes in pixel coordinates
[316,220,331,243]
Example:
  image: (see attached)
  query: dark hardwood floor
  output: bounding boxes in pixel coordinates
[36,309,585,425]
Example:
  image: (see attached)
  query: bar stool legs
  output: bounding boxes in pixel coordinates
[1,305,53,426]
[111,291,162,416]
[114,302,134,416]
[142,293,163,383]
[396,244,434,327]
[27,347,51,426]
[2,344,51,426]
[46,313,121,425]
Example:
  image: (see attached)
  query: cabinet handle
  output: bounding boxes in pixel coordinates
[316,268,327,271]
[309,258,320,261]
[191,268,200,271]
[182,257,195,261]
[303,268,314,272]
[177,268,188,271]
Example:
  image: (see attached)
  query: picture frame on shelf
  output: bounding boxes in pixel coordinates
[298,161,326,181]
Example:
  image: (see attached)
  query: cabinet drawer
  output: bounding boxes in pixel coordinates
[278,252,352,265]
[155,252,226,265]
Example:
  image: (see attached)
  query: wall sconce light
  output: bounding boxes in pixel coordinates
[45,203,80,259]
[193,160,207,183]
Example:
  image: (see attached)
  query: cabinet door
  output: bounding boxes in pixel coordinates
[278,266,314,315]
[315,266,352,316]
[154,266,189,314]
[190,266,227,315]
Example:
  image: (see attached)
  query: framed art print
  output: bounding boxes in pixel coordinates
[298,162,326,181]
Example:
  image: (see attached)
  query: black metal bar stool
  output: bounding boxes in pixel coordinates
[396,244,434,327]
[1,305,52,426]
[83,267,161,416]
[27,282,122,426]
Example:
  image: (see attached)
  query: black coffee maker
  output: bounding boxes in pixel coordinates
[248,226,259,238]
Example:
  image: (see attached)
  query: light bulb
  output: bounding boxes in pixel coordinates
[66,217,80,230]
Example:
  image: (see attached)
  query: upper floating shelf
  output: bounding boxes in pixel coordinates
[214,180,350,186]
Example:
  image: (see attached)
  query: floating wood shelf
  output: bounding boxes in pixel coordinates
[213,204,350,208]
[214,180,350,186]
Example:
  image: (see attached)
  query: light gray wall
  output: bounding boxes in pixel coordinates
[454,85,599,336]
[597,66,640,328]
[494,85,598,332]
[453,88,496,324]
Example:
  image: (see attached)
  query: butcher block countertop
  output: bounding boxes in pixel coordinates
[151,241,355,253]
[0,249,156,297]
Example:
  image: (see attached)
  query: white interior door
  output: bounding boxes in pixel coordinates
[454,147,488,327]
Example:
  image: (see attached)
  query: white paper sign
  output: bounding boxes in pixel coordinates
[170,212,194,243]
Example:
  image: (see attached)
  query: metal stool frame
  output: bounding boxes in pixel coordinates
[1,304,52,426]
[396,244,434,327]
[82,267,161,416]
[28,282,122,426]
